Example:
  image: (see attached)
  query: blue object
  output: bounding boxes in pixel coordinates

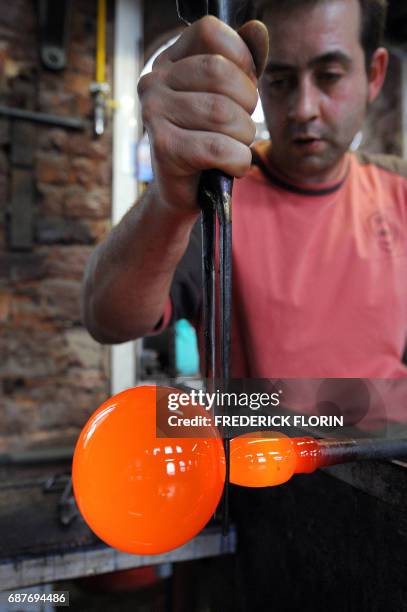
[175,319,199,375]
[136,133,154,182]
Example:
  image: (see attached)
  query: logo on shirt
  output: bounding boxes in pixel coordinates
[366,210,403,256]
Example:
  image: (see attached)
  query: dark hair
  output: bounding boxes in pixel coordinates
[255,0,388,70]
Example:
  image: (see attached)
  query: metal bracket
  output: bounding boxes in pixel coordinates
[38,0,72,71]
[2,106,84,251]
[7,120,36,251]
[43,474,79,526]
[89,82,110,136]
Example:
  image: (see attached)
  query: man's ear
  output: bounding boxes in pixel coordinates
[367,47,389,104]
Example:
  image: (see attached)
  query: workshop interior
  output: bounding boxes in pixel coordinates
[1,0,407,610]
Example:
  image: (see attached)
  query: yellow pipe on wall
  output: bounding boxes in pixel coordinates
[96,0,106,83]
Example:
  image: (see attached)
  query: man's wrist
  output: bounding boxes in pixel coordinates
[148,181,201,225]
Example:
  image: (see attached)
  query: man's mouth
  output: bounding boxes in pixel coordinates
[292,136,325,152]
[293,135,322,142]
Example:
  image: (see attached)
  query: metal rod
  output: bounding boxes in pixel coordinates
[96,0,107,84]
[201,197,216,388]
[199,169,233,534]
[215,174,233,381]
[319,437,407,467]
[0,106,85,130]
[0,447,74,465]
[177,0,250,538]
[215,173,232,534]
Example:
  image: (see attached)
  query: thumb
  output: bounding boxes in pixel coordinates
[238,20,269,78]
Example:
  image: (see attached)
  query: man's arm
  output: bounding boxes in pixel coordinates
[81,183,199,343]
[81,17,269,344]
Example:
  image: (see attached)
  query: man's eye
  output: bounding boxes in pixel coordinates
[319,72,342,83]
[269,77,290,89]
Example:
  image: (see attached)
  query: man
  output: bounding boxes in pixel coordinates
[82,0,407,608]
[82,0,406,379]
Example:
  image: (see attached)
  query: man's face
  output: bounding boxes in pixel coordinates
[259,0,371,183]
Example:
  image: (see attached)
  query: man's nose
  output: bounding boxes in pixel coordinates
[288,76,319,123]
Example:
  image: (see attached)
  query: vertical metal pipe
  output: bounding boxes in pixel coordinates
[96,0,107,83]
[176,0,250,537]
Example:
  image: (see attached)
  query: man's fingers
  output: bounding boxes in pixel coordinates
[162,92,256,146]
[139,15,266,210]
[160,16,257,79]
[165,54,258,114]
[155,125,252,178]
[238,20,269,78]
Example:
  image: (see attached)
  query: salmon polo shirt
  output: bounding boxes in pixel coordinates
[156,141,407,380]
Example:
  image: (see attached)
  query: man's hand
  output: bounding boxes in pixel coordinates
[82,17,268,343]
[137,16,269,215]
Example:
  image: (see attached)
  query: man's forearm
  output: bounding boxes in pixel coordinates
[82,182,200,343]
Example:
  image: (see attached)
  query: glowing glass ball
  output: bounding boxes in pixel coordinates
[230,432,321,487]
[73,385,324,555]
[72,386,225,555]
[230,432,296,487]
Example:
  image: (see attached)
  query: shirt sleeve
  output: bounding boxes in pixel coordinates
[146,219,202,335]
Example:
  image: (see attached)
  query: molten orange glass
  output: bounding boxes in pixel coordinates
[230,432,322,487]
[73,386,327,555]
[72,386,225,555]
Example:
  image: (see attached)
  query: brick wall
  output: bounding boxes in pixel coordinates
[0,0,112,452]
